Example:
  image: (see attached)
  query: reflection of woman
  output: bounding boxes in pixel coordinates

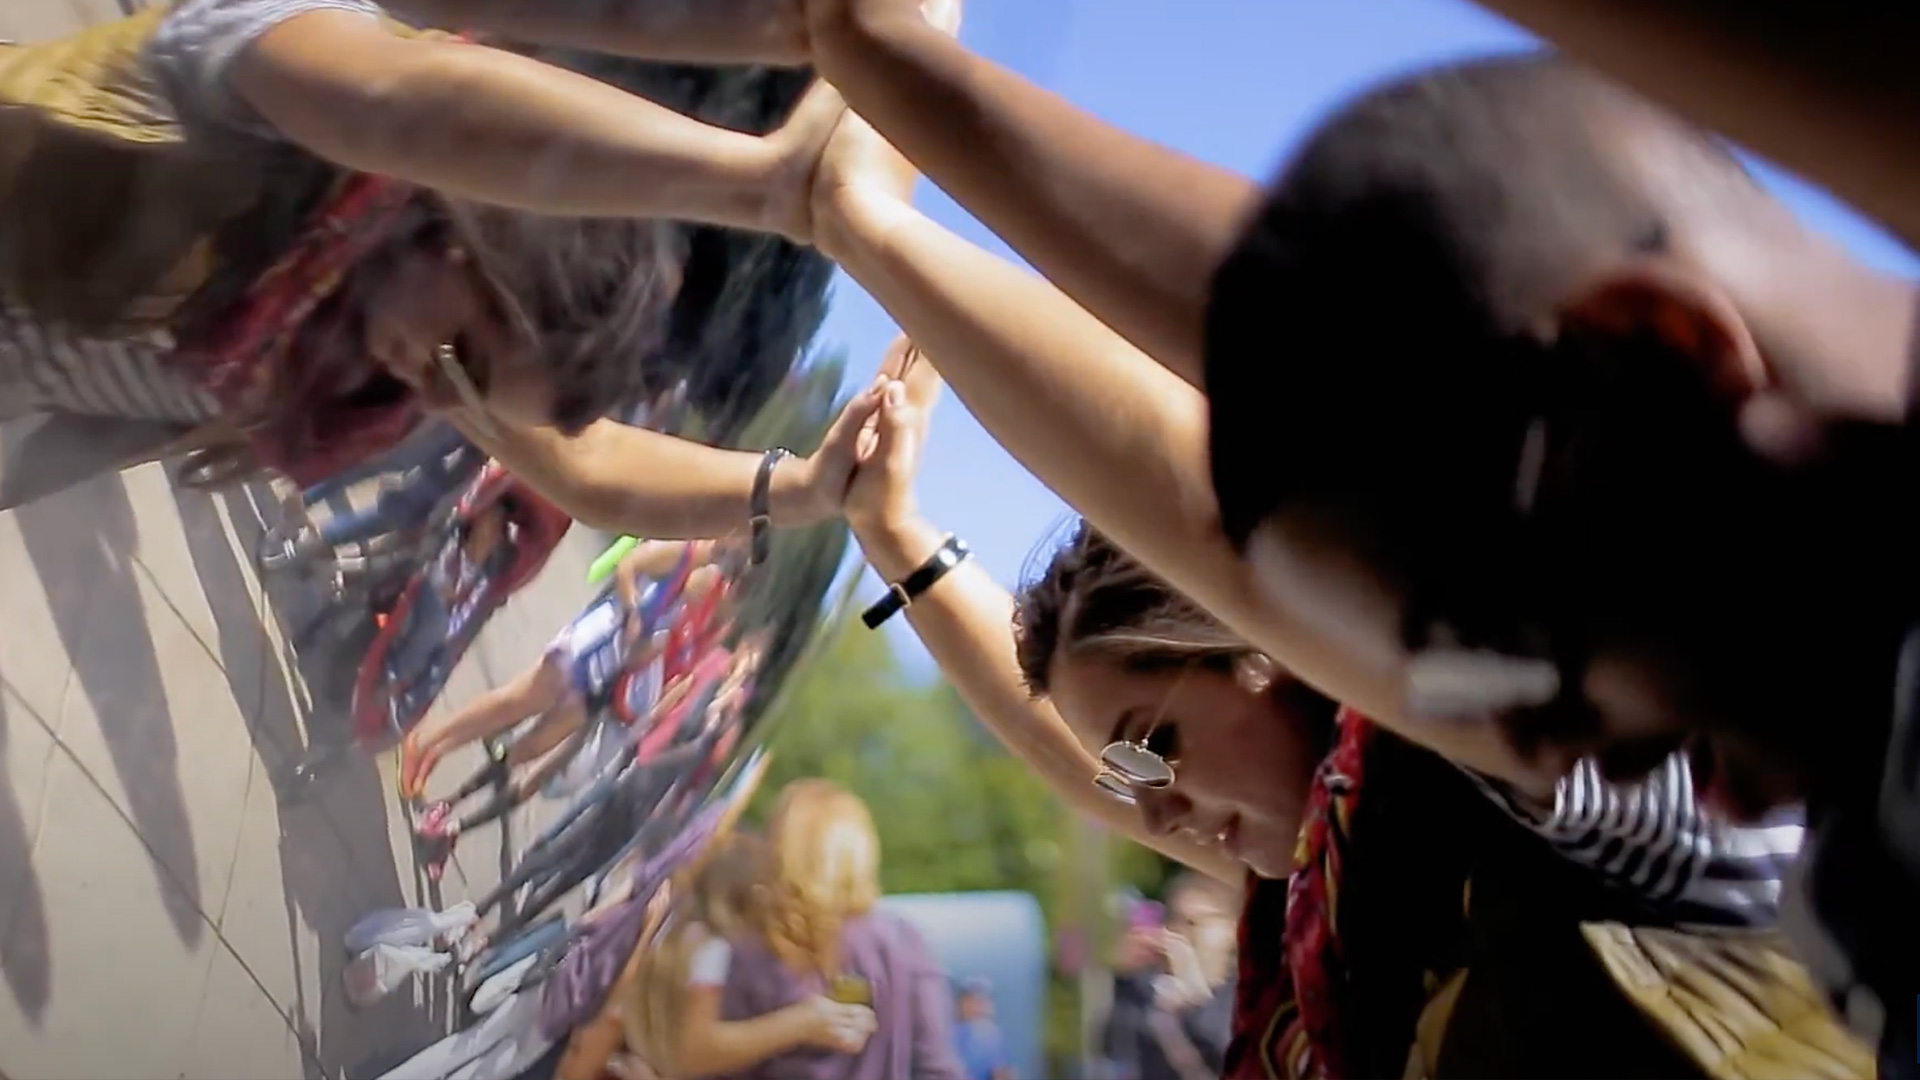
[0,0,862,516]
[690,779,967,1080]
[840,354,1864,1078]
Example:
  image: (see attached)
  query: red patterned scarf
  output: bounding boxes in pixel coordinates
[166,34,479,487]
[1224,710,1472,1080]
[167,172,426,485]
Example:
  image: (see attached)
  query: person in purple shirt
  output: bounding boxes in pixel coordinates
[951,978,1015,1080]
[692,778,968,1080]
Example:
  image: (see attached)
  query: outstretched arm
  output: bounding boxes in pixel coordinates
[810,3,1261,385]
[820,183,1406,730]
[1469,1,1920,248]
[444,408,866,539]
[229,10,826,229]
[844,357,1241,884]
[390,0,807,66]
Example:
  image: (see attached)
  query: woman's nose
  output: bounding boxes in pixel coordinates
[1136,789,1192,836]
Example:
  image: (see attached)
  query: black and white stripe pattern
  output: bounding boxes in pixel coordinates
[2,301,219,424]
[1465,753,1804,927]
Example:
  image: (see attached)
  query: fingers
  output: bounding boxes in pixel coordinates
[877,335,917,380]
[823,378,889,452]
[897,348,944,410]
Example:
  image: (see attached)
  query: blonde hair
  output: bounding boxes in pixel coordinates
[621,834,772,1074]
[757,779,882,979]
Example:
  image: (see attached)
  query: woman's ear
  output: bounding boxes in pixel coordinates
[1234,653,1278,695]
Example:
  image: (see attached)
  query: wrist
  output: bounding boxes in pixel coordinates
[851,514,945,582]
[763,450,823,528]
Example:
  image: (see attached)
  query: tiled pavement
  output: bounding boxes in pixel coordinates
[0,461,604,1080]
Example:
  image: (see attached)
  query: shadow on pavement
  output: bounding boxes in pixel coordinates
[0,691,50,1026]
[173,482,445,1080]
[14,475,203,947]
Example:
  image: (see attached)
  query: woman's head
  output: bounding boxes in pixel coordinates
[1013,520,1336,879]
[352,205,679,433]
[758,778,882,977]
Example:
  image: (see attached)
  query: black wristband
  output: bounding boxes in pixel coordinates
[862,535,970,629]
[749,448,791,566]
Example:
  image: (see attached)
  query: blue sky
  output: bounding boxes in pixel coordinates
[811,0,1920,677]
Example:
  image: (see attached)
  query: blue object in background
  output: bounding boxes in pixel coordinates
[881,891,1047,1080]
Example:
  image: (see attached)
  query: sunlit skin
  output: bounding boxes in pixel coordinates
[1044,654,1320,880]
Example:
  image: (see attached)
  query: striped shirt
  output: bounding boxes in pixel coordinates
[0,300,218,423]
[1465,752,1804,927]
[2,0,385,427]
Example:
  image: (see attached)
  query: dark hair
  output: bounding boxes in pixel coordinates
[451,54,831,437]
[1204,53,1758,554]
[1012,520,1252,696]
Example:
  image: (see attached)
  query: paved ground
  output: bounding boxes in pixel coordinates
[0,459,607,1080]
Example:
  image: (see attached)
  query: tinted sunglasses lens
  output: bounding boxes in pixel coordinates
[1093,770,1139,805]
[1101,742,1174,788]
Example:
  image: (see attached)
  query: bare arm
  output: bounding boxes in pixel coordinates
[1470,1,1920,248]
[852,513,1241,885]
[812,9,1261,386]
[447,416,820,538]
[389,0,807,65]
[231,11,783,226]
[676,987,819,1078]
[615,540,696,610]
[824,189,1406,729]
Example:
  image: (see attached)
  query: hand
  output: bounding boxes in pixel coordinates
[780,336,926,526]
[843,338,942,534]
[801,0,961,58]
[605,1052,660,1080]
[793,0,964,253]
[1110,925,1157,974]
[799,995,877,1053]
[1154,931,1210,1010]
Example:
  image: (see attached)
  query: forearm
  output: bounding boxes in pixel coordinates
[853,515,1240,884]
[454,417,817,538]
[236,22,770,225]
[815,14,1261,385]
[677,1006,815,1078]
[825,191,1405,726]
[390,0,806,65]
[1473,1,1920,246]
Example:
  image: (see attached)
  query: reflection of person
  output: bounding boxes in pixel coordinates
[265,422,484,567]
[384,490,522,692]
[398,538,715,800]
[951,978,1013,1080]
[691,779,967,1079]
[0,0,866,512]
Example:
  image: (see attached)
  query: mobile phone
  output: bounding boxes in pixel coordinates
[828,974,872,1006]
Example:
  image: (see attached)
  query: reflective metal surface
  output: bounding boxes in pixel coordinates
[0,5,856,1074]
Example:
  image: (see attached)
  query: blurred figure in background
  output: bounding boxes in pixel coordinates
[691,778,966,1079]
[951,977,1014,1080]
[1099,880,1234,1080]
